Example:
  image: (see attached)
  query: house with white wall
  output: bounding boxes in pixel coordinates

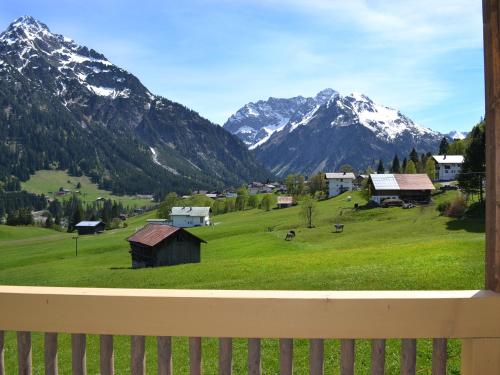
[170,207,210,228]
[432,155,464,181]
[325,172,356,198]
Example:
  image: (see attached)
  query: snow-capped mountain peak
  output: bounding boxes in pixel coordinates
[224,88,340,148]
[224,89,444,176]
[0,16,151,103]
[447,130,468,140]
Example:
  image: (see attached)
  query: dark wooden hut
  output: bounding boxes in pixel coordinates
[127,224,206,269]
[75,221,105,235]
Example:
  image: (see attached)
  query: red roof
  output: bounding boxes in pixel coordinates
[394,174,435,190]
[127,224,206,247]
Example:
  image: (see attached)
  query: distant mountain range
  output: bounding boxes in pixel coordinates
[224,89,461,176]
[0,16,268,195]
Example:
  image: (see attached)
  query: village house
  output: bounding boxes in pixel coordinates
[432,155,464,181]
[127,223,206,268]
[170,206,210,227]
[277,196,293,209]
[325,172,356,198]
[75,221,105,235]
[368,174,435,204]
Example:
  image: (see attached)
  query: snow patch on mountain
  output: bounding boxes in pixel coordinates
[149,147,179,175]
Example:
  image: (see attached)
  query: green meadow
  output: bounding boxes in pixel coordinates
[21,170,153,207]
[0,190,484,374]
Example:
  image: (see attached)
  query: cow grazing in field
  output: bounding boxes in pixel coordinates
[285,230,296,241]
[334,224,344,233]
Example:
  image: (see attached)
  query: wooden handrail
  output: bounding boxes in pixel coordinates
[0,286,500,339]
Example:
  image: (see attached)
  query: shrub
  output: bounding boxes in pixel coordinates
[445,195,468,218]
[437,201,450,215]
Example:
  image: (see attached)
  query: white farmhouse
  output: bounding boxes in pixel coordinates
[432,155,464,181]
[170,207,211,228]
[325,172,356,198]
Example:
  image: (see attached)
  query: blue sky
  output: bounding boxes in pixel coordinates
[1,0,484,132]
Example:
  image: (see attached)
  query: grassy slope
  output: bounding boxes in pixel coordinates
[0,191,483,374]
[21,170,153,207]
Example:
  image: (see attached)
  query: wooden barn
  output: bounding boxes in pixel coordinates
[368,174,435,204]
[127,223,206,269]
[75,221,105,235]
[277,196,293,209]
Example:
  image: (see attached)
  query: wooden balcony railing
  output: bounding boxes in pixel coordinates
[1,286,500,374]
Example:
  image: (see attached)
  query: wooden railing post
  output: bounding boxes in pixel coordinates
[248,338,261,375]
[462,2,500,372]
[17,332,31,375]
[279,338,293,375]
[131,336,146,375]
[371,339,385,375]
[100,335,114,375]
[400,339,416,375]
[0,331,4,375]
[309,339,323,375]
[71,334,86,375]
[219,338,232,375]
[340,339,355,375]
[189,337,202,375]
[158,336,173,375]
[44,333,58,375]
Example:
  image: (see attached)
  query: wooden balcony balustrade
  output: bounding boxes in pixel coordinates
[1,287,500,374]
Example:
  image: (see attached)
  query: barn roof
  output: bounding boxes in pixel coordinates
[127,224,206,247]
[369,174,399,190]
[394,174,435,190]
[325,172,356,179]
[432,155,464,164]
[75,221,104,227]
[171,206,210,217]
[369,174,435,191]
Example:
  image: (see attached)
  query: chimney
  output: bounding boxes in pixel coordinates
[443,154,447,160]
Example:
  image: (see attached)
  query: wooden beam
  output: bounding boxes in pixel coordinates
[484,0,500,292]
[1,287,500,339]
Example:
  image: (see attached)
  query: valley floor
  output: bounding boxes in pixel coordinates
[0,190,484,374]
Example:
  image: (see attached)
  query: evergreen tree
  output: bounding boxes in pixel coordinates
[377,159,385,174]
[458,123,486,201]
[409,148,419,164]
[439,137,449,154]
[391,155,401,173]
[402,158,408,171]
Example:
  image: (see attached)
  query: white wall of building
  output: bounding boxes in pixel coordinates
[171,215,210,228]
[327,178,354,198]
[436,163,462,181]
